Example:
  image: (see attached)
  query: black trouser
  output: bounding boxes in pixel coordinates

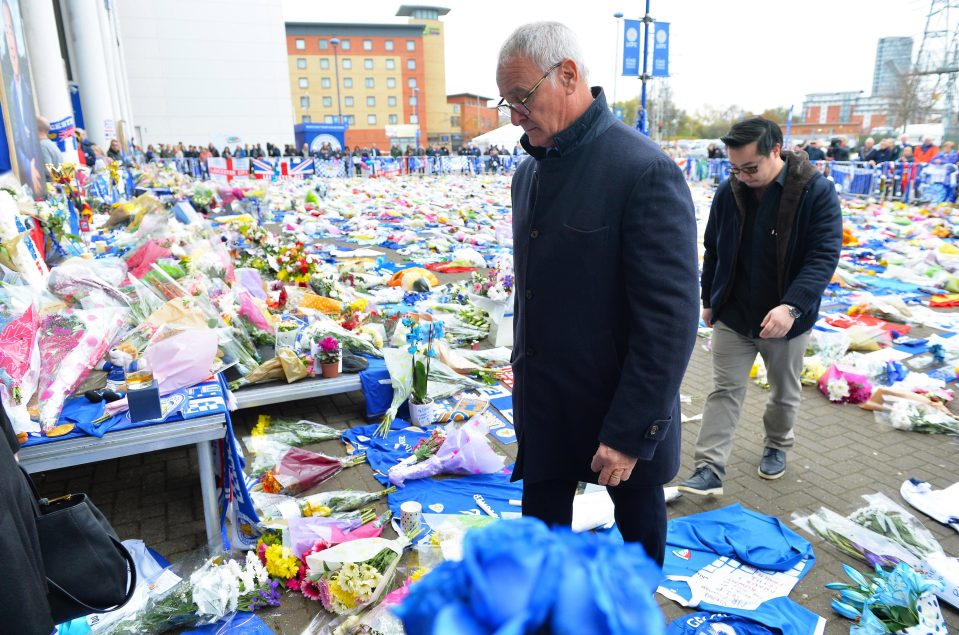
[522,479,667,566]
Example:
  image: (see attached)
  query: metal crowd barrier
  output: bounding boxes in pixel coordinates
[142,154,523,180]
[679,157,958,203]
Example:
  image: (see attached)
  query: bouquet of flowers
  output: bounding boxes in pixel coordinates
[827,563,944,634]
[0,286,40,433]
[793,506,915,569]
[274,241,322,286]
[387,416,505,487]
[469,254,513,301]
[394,517,666,635]
[300,488,397,517]
[257,447,367,496]
[819,364,873,404]
[103,551,280,634]
[304,532,418,616]
[249,414,343,447]
[883,398,959,434]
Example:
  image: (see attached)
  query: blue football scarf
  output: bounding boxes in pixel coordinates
[658,504,825,635]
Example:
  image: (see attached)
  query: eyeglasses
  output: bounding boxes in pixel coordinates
[495,62,562,117]
[727,155,768,176]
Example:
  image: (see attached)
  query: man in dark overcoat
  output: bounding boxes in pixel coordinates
[496,21,699,564]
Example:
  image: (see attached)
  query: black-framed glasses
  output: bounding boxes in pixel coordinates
[727,163,762,176]
[495,62,562,116]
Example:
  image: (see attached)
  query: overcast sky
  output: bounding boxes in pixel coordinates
[283,0,934,114]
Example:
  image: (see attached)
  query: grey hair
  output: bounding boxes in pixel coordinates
[498,21,589,84]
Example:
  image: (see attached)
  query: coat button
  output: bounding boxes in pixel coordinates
[648,424,659,436]
[526,347,536,358]
[525,289,534,300]
[530,228,539,239]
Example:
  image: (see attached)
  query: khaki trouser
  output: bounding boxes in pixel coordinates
[694,321,811,481]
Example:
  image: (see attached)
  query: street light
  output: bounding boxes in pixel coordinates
[330,37,343,126]
[412,86,420,149]
[612,12,623,108]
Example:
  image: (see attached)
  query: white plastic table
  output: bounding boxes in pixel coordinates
[232,375,362,409]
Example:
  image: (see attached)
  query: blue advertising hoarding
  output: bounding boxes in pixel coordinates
[652,22,670,77]
[622,19,640,76]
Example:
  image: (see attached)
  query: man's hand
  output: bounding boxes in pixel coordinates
[759,304,796,339]
[590,443,638,487]
[702,307,713,327]
[30,159,41,194]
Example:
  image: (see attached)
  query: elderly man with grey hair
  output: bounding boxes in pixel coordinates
[498,21,699,564]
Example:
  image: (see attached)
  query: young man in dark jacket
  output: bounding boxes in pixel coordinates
[498,21,699,564]
[679,117,841,496]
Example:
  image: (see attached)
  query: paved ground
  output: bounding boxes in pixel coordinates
[33,330,959,633]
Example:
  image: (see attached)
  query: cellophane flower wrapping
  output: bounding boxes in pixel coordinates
[388,416,505,487]
[28,307,127,433]
[848,493,945,561]
[0,285,41,433]
[394,517,666,635]
[258,447,361,496]
[249,414,343,448]
[101,550,279,635]
[819,364,873,404]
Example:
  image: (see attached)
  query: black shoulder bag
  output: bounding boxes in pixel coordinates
[21,466,137,624]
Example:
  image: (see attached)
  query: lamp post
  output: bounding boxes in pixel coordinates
[612,12,623,109]
[330,37,343,126]
[412,86,420,149]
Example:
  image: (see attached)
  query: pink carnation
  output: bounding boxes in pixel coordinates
[301,578,323,601]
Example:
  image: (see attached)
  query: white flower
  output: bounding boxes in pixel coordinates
[191,562,240,620]
[826,378,850,402]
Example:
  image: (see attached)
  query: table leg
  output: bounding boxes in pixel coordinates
[195,440,222,553]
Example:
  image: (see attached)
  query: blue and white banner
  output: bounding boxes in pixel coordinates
[622,19,641,76]
[652,22,670,77]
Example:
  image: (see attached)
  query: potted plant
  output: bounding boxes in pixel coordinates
[405,315,444,427]
[317,336,341,379]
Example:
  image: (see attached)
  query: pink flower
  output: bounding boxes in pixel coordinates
[317,578,333,610]
[301,578,323,601]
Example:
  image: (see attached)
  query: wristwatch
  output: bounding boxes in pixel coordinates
[784,305,802,319]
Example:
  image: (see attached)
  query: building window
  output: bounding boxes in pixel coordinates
[409,96,417,106]
[344,77,353,88]
[323,96,332,107]
[320,58,330,70]
[365,77,374,88]
[367,114,377,125]
[367,96,376,107]
[409,115,417,124]
[295,38,305,50]
[408,77,417,88]
[364,58,374,70]
[302,114,311,123]
[346,115,355,125]
[296,58,307,69]
[452,104,460,113]
[319,39,328,50]
[325,115,335,123]
[342,59,352,69]
[298,77,308,88]
[406,40,415,51]
[451,116,460,127]
[389,114,398,124]
[300,96,310,108]
[407,59,416,70]
[385,59,396,70]
[363,39,373,51]
[340,39,351,50]
[385,40,394,51]
[386,77,396,89]
[321,77,331,89]
[345,96,354,107]
[388,96,397,107]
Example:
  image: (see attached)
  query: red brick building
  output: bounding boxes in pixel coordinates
[447,93,496,142]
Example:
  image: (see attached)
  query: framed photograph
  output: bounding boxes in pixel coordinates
[0,0,41,197]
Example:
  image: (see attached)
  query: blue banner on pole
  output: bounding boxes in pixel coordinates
[652,22,670,77]
[622,19,640,76]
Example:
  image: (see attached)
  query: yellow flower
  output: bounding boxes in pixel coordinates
[264,544,300,580]
[252,415,271,436]
[329,578,358,609]
[349,298,368,312]
[410,567,429,583]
